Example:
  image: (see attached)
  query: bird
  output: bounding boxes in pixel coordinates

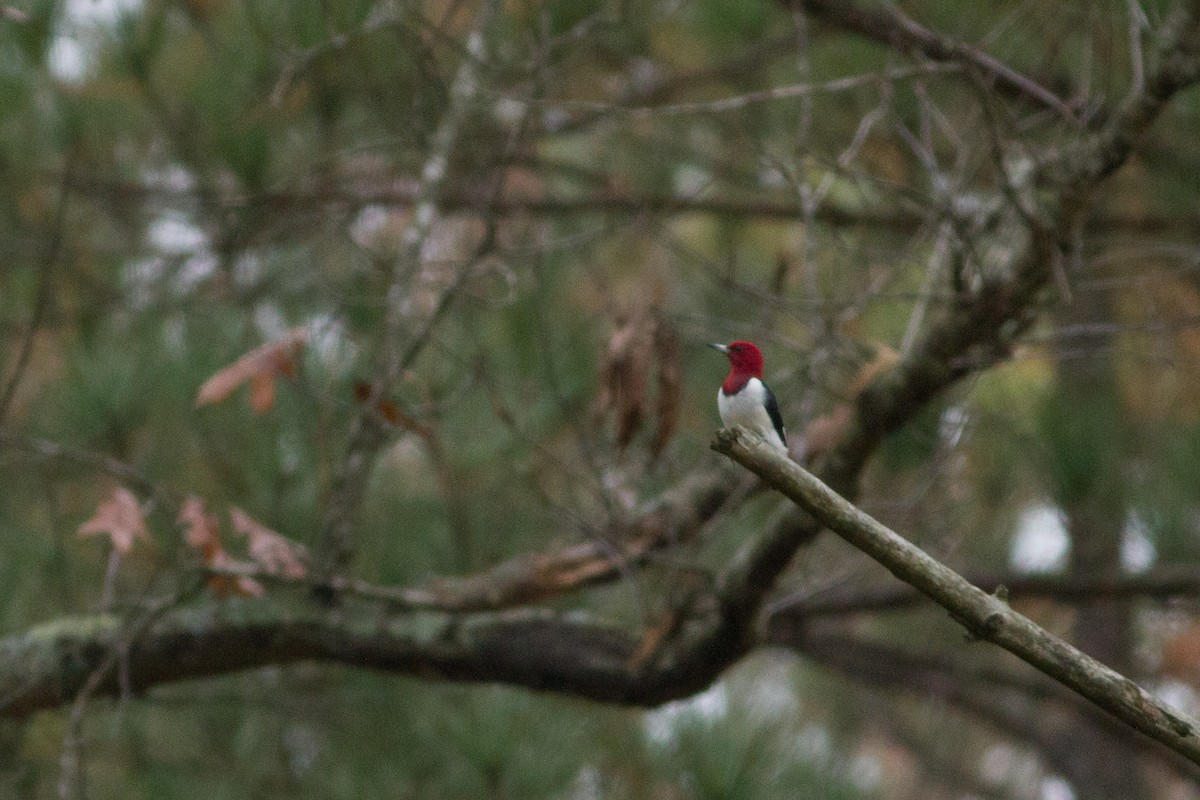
[709,340,788,454]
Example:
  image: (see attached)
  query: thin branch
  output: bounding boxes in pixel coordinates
[541,32,802,134]
[206,468,738,613]
[65,172,1200,234]
[531,63,957,118]
[56,589,191,799]
[317,0,500,573]
[773,626,1200,785]
[270,4,411,106]
[1048,3,1200,191]
[790,0,1077,122]
[773,564,1200,618]
[0,434,169,506]
[0,163,71,427]
[713,426,1200,767]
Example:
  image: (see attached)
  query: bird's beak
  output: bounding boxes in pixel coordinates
[708,343,729,354]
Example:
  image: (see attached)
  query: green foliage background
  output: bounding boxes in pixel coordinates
[3,0,1200,797]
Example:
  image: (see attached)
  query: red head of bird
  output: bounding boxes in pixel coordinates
[710,340,764,394]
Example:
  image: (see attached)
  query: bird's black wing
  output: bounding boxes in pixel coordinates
[763,382,787,447]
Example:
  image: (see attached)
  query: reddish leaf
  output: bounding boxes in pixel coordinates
[1162,623,1200,686]
[628,607,686,670]
[248,371,277,414]
[207,550,266,598]
[849,343,901,394]
[78,487,150,554]
[649,313,681,463]
[800,405,853,463]
[178,495,222,561]
[195,327,308,413]
[179,496,265,597]
[230,507,307,579]
[594,315,649,452]
[352,381,412,428]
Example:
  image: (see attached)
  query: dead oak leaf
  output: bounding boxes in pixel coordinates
[799,405,853,464]
[594,314,649,452]
[230,507,308,579]
[849,342,901,395]
[178,495,222,561]
[179,496,266,598]
[649,312,681,464]
[78,487,150,554]
[195,327,308,414]
[207,550,267,598]
[353,381,417,429]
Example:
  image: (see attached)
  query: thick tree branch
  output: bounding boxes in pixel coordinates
[714,427,1200,766]
[0,598,745,720]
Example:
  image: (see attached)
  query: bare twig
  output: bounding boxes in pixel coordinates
[317,0,500,574]
[270,4,411,106]
[783,629,1200,788]
[529,63,957,119]
[772,563,1200,618]
[64,171,1200,234]
[0,434,169,506]
[791,0,1077,122]
[0,163,71,428]
[56,589,192,799]
[207,468,736,612]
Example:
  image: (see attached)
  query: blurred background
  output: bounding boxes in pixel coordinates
[4,0,1200,797]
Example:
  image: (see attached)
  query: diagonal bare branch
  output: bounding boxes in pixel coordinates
[714,426,1200,767]
[789,0,1076,121]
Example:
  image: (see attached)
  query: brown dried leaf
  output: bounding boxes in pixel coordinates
[1162,623,1200,686]
[594,295,682,460]
[800,405,853,463]
[594,314,651,452]
[628,608,686,670]
[78,487,150,554]
[770,250,793,296]
[248,371,277,414]
[603,316,649,450]
[353,381,420,429]
[849,342,901,395]
[206,550,266,598]
[230,507,307,579]
[650,313,681,463]
[180,497,268,597]
[178,495,222,561]
[195,327,308,412]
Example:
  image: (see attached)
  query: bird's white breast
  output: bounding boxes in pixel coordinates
[717,378,787,452]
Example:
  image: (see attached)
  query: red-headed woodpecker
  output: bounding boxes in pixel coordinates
[710,340,787,453]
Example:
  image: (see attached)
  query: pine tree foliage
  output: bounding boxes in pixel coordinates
[3,0,1200,797]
